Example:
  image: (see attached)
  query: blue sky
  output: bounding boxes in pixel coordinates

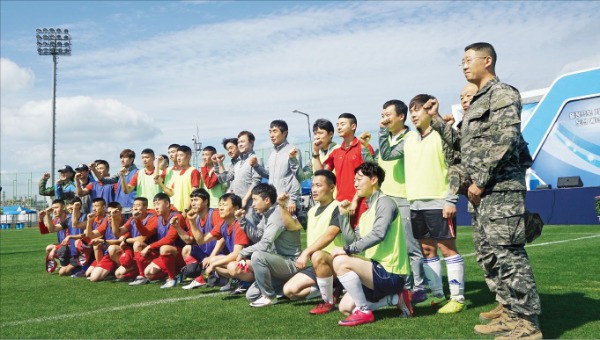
[2,1,600,180]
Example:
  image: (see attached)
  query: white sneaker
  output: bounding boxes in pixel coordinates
[160,279,177,289]
[182,279,206,290]
[129,276,150,286]
[249,295,277,308]
[219,280,233,292]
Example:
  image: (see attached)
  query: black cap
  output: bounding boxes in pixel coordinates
[57,165,74,173]
[75,164,89,171]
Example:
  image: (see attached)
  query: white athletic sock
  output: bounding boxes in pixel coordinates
[316,276,334,304]
[423,256,444,296]
[367,294,396,311]
[445,254,465,303]
[338,271,368,310]
[306,285,321,300]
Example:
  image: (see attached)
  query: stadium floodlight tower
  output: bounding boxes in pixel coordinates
[36,28,72,184]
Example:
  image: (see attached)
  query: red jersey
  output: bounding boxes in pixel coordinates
[323,137,374,201]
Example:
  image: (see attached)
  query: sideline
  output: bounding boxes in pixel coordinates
[3,234,600,327]
[2,292,224,327]
[461,234,600,258]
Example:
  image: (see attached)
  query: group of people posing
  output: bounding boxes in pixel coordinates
[38,42,542,339]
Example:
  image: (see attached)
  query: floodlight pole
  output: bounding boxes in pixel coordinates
[293,110,312,147]
[36,28,71,185]
[51,54,57,184]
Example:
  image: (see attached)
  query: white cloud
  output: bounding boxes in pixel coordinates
[0,58,34,91]
[1,96,162,172]
[2,1,600,176]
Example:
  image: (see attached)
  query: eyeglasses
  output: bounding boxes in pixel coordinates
[459,56,486,67]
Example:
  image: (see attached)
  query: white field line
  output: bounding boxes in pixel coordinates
[3,234,600,328]
[461,234,600,258]
[2,292,223,327]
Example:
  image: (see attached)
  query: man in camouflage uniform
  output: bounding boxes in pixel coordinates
[429,42,542,339]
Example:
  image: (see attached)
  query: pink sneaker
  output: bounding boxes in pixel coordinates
[338,308,375,326]
[309,302,336,315]
[397,290,414,318]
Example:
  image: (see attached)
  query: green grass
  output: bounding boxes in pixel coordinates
[1,225,599,338]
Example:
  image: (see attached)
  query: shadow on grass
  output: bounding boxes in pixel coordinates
[540,292,600,338]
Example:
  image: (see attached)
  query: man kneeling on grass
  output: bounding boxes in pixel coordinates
[171,192,251,290]
[282,170,345,314]
[331,162,413,326]
[235,183,301,307]
[84,201,126,282]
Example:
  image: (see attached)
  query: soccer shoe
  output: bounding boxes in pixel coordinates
[231,280,251,295]
[495,318,543,340]
[438,299,466,314]
[249,296,277,308]
[309,302,336,315]
[70,270,85,278]
[414,293,447,308]
[182,276,206,290]
[397,290,414,318]
[219,279,233,292]
[411,290,428,304]
[160,279,177,289]
[129,276,150,286]
[480,303,505,321]
[474,313,517,336]
[46,257,57,273]
[338,308,375,326]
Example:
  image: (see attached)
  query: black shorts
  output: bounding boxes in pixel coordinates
[361,260,406,303]
[411,209,457,240]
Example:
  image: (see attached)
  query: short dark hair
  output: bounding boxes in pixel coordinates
[94,159,110,170]
[355,162,385,186]
[220,193,242,210]
[202,146,217,154]
[177,145,192,155]
[141,148,155,157]
[383,99,408,121]
[168,144,180,150]
[51,199,65,206]
[313,119,334,134]
[66,196,82,205]
[190,188,210,207]
[238,130,255,143]
[409,94,435,111]
[464,42,497,69]
[120,149,135,160]
[160,155,169,165]
[107,201,122,210]
[134,197,149,207]
[92,198,106,206]
[314,169,336,186]
[222,138,238,149]
[338,113,357,127]
[153,192,170,204]
[270,120,288,134]
[251,183,277,204]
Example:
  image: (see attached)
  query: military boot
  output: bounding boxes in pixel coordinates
[495,316,542,340]
[480,303,505,321]
[474,312,516,336]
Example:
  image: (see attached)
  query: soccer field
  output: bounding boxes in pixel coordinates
[1,225,599,339]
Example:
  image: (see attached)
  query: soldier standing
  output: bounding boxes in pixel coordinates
[430,42,542,339]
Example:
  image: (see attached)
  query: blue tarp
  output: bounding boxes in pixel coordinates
[1,205,37,215]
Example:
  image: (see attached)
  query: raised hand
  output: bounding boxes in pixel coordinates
[358,132,371,147]
[288,148,298,159]
[234,209,246,219]
[338,200,351,215]
[42,173,51,181]
[248,156,258,167]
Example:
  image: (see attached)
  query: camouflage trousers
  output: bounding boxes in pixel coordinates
[470,190,542,316]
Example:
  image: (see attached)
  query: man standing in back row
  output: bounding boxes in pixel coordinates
[430,42,542,339]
